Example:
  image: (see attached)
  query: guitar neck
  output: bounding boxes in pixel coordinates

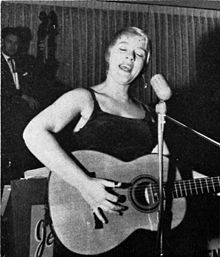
[170,176,220,198]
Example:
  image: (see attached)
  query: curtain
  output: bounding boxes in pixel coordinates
[2,1,220,103]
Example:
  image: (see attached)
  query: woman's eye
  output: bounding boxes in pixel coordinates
[119,48,127,52]
[136,52,145,58]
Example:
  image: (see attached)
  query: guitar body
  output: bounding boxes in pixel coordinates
[48,150,186,255]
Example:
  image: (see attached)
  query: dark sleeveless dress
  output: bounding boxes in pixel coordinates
[71,89,157,161]
[54,89,158,257]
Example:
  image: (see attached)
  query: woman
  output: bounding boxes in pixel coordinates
[23,27,169,256]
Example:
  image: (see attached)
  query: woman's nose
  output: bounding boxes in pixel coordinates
[126,51,135,61]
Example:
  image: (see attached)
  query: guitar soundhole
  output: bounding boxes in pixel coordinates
[129,175,159,213]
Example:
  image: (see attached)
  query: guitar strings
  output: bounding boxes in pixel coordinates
[126,178,220,195]
[130,181,220,191]
[128,178,220,189]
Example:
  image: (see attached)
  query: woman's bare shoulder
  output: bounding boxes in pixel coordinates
[53,87,94,108]
[63,87,93,99]
[31,88,95,133]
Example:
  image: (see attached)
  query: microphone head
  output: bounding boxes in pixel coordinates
[150,74,172,101]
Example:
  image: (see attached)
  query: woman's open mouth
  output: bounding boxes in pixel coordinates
[119,64,132,73]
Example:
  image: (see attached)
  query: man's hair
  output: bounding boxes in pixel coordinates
[1,27,19,40]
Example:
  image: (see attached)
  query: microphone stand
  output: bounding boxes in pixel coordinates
[148,106,220,148]
[155,101,167,257]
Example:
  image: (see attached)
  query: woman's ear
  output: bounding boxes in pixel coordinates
[146,39,151,65]
[140,51,150,75]
[146,50,150,65]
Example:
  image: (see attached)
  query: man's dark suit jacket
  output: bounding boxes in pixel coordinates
[1,53,37,183]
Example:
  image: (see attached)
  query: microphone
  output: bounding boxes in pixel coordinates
[150,74,172,101]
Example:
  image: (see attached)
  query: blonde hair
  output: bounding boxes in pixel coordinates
[105,27,151,65]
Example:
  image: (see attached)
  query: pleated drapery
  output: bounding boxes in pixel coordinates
[1,1,220,103]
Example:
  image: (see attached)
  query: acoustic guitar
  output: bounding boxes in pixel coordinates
[48,150,220,255]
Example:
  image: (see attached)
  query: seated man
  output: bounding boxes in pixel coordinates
[1,27,40,187]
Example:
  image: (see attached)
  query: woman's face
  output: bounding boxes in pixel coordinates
[107,34,148,85]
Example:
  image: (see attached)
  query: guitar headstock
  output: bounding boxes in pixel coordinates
[47,10,58,37]
[36,10,59,80]
[37,11,49,41]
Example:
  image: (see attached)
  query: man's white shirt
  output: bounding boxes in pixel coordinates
[2,52,20,90]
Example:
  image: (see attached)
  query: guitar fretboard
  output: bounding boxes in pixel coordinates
[170,176,220,198]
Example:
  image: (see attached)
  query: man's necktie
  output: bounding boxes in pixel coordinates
[8,58,16,73]
[8,58,20,89]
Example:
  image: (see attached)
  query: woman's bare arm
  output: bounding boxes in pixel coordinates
[23,89,91,187]
[23,88,123,222]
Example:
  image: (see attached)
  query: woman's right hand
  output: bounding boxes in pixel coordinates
[78,178,125,224]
